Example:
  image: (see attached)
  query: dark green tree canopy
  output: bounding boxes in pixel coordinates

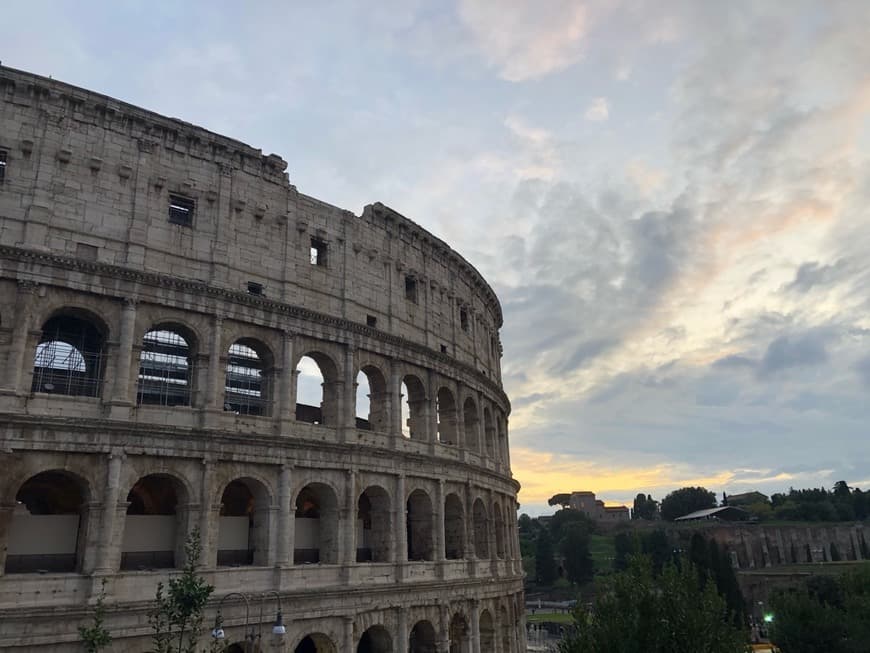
[632,493,657,520]
[660,486,717,521]
[548,493,572,508]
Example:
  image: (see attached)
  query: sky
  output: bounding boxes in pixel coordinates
[7,1,870,516]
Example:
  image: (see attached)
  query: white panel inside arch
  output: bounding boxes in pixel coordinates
[294,517,320,549]
[217,516,250,550]
[122,516,176,552]
[8,514,79,555]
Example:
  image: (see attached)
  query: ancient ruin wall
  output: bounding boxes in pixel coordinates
[0,65,523,652]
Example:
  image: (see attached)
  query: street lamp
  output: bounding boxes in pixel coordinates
[211,591,285,651]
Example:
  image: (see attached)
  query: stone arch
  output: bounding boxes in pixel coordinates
[462,396,479,452]
[473,498,489,559]
[356,364,388,431]
[483,407,495,458]
[296,350,340,425]
[479,609,495,652]
[357,485,392,563]
[217,477,272,567]
[294,633,337,653]
[444,493,465,560]
[294,482,339,564]
[499,605,511,653]
[493,502,505,559]
[406,488,434,561]
[137,322,197,407]
[225,338,274,416]
[436,387,458,445]
[122,473,190,570]
[408,620,437,653]
[4,470,91,574]
[401,374,427,440]
[31,309,108,397]
[356,625,392,653]
[448,612,470,653]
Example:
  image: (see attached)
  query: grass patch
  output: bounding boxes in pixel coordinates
[527,612,574,624]
[589,534,615,574]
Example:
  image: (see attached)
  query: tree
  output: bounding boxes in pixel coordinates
[632,493,657,520]
[613,531,637,571]
[548,493,572,509]
[549,508,594,537]
[534,528,558,585]
[559,523,594,585]
[558,556,747,653]
[79,578,112,652]
[660,486,717,521]
[149,527,214,653]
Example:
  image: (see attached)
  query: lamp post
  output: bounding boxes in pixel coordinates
[211,591,286,652]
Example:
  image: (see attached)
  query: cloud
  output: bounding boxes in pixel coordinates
[457,0,591,81]
[854,355,870,388]
[784,259,851,293]
[584,97,609,121]
[758,330,831,376]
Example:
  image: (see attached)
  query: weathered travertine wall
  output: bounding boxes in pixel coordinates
[0,65,523,652]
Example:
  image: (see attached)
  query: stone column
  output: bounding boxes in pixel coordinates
[3,280,38,395]
[94,451,124,573]
[438,603,451,653]
[344,346,357,434]
[199,459,217,568]
[465,482,475,561]
[275,465,292,567]
[204,315,224,412]
[487,490,498,570]
[395,475,407,574]
[471,600,481,653]
[278,331,295,427]
[343,469,357,566]
[428,369,439,446]
[390,360,403,439]
[477,392,486,457]
[435,480,446,564]
[342,616,354,652]
[0,503,16,577]
[109,298,137,407]
[396,606,409,653]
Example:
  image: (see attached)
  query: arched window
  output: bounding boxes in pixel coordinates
[449,613,469,653]
[225,339,271,416]
[406,489,433,561]
[473,498,489,559]
[218,478,270,567]
[294,483,339,564]
[444,493,465,560]
[32,313,106,397]
[357,625,392,653]
[357,486,391,563]
[480,610,495,652]
[493,502,506,559]
[294,633,337,653]
[5,471,89,573]
[463,397,480,452]
[483,407,495,458]
[296,352,339,425]
[356,365,388,431]
[137,327,193,406]
[122,474,188,570]
[401,375,427,440]
[409,621,437,653]
[436,387,458,445]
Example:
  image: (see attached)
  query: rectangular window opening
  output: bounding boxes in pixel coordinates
[460,308,469,332]
[0,150,7,183]
[366,315,377,328]
[310,237,328,266]
[247,281,264,296]
[168,194,195,226]
[440,344,448,354]
[405,276,418,303]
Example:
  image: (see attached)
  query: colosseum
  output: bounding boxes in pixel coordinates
[0,65,524,652]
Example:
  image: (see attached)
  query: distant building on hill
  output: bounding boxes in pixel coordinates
[568,491,630,521]
[724,491,769,507]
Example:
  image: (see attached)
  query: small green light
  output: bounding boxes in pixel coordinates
[763,613,774,623]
